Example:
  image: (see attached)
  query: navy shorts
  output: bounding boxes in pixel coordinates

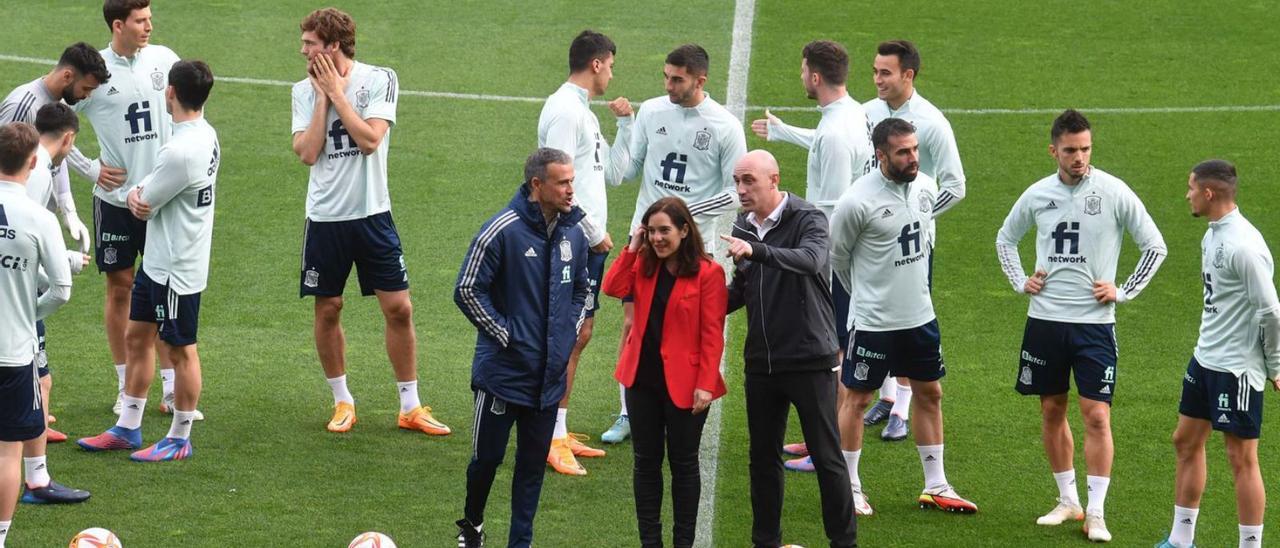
[842,319,945,389]
[300,212,409,298]
[130,268,202,346]
[831,275,851,351]
[36,320,48,377]
[583,249,609,319]
[0,364,44,442]
[1015,318,1117,403]
[93,196,147,272]
[1179,357,1264,439]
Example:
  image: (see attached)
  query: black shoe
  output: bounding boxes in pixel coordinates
[863,399,893,426]
[20,480,91,504]
[456,518,484,548]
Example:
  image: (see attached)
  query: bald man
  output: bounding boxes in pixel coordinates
[725,150,856,548]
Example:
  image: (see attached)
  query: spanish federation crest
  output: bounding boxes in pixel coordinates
[853,362,870,381]
[1084,194,1102,216]
[103,247,118,265]
[1019,366,1032,385]
[150,70,165,91]
[355,89,370,109]
[918,193,932,214]
[559,240,573,262]
[1213,244,1225,269]
[303,268,320,288]
[693,129,712,151]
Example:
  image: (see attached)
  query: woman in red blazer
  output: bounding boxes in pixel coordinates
[602,196,727,548]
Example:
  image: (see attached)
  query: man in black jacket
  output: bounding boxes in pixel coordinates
[724,150,856,548]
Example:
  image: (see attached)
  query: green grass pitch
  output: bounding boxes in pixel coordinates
[1,1,1277,546]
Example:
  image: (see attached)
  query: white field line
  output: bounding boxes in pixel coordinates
[693,0,755,546]
[8,53,1273,116]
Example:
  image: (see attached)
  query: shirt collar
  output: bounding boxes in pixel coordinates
[819,94,854,114]
[0,180,25,193]
[561,82,589,106]
[750,192,789,228]
[1210,208,1241,230]
[887,90,917,116]
[33,78,56,103]
[173,115,206,132]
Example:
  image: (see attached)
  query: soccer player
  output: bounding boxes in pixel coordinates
[0,121,74,548]
[829,118,976,516]
[73,0,187,417]
[18,104,91,504]
[78,60,218,463]
[536,29,633,475]
[602,43,747,443]
[453,148,590,548]
[1156,160,1279,548]
[996,110,1166,542]
[749,39,874,474]
[856,40,967,438]
[291,8,448,436]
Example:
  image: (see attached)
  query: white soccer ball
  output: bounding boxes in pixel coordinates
[69,527,122,548]
[349,531,397,548]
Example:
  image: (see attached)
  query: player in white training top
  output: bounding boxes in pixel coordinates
[602,44,747,444]
[78,61,219,463]
[996,110,1167,542]
[13,106,91,506]
[829,118,977,516]
[749,40,875,481]
[858,40,968,440]
[0,122,73,548]
[73,0,186,417]
[1157,160,1279,548]
[537,30,634,474]
[290,8,449,437]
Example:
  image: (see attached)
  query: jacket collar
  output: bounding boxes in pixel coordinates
[509,183,584,233]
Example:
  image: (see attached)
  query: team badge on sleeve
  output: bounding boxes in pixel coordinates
[559,240,573,262]
[150,70,165,91]
[1084,194,1102,215]
[693,129,712,151]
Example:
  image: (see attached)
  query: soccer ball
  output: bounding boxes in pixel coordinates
[349,531,397,548]
[69,527,122,547]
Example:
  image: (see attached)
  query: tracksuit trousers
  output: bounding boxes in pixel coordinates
[464,389,557,548]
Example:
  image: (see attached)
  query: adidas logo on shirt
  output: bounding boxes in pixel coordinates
[656,126,667,135]
[1046,200,1058,210]
[107,87,119,96]
[882,208,893,218]
[525,247,537,258]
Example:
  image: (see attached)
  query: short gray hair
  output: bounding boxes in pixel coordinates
[524,147,572,185]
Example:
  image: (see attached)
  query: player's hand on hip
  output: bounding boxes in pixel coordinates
[628,225,647,253]
[1024,269,1047,294]
[608,97,633,117]
[126,187,151,220]
[96,162,126,191]
[1092,280,1118,303]
[591,232,614,254]
[720,234,752,260]
[691,389,713,414]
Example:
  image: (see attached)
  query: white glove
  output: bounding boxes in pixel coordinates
[61,210,90,254]
[65,249,87,275]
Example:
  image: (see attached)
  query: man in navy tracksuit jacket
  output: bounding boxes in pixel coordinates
[454,148,590,548]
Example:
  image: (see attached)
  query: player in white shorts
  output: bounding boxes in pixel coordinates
[602,44,746,443]
[78,61,218,463]
[537,29,634,475]
[291,8,449,437]
[1157,160,1279,548]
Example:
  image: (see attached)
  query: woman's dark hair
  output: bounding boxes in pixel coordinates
[639,197,707,278]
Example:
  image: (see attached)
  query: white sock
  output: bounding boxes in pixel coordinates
[115,364,126,391]
[1053,469,1079,505]
[891,382,913,419]
[167,410,197,440]
[326,375,354,405]
[160,368,175,397]
[918,444,948,490]
[0,520,11,547]
[396,380,420,414]
[619,384,628,417]
[1086,475,1110,515]
[23,456,49,489]
[553,408,568,439]
[842,449,862,491]
[116,396,146,429]
[1240,524,1263,547]
[878,376,897,402]
[1170,505,1199,546]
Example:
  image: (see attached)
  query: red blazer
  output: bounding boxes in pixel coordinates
[603,248,727,409]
